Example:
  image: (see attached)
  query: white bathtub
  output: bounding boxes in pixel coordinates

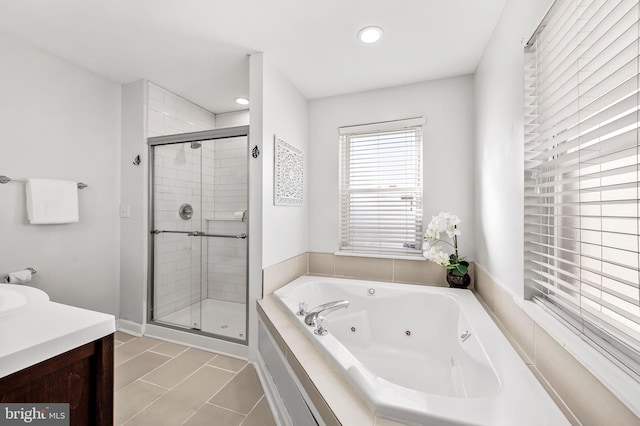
[273,276,569,426]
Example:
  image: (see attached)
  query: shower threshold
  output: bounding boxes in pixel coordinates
[156,299,246,340]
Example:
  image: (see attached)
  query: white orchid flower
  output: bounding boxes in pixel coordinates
[423,212,463,265]
[424,246,450,266]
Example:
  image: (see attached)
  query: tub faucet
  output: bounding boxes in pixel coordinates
[304,300,350,326]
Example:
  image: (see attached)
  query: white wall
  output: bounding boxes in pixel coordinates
[247,53,264,360]
[260,55,309,268]
[474,0,552,296]
[120,80,147,323]
[308,76,476,259]
[0,33,121,314]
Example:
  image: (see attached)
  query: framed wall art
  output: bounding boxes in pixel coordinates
[274,136,304,206]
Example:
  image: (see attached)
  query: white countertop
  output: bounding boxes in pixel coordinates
[0,284,115,378]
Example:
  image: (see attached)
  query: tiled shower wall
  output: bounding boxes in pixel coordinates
[148,82,217,137]
[148,82,249,319]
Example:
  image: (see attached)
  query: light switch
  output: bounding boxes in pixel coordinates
[119,204,131,218]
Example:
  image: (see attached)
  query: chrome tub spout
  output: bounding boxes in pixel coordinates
[304,300,350,326]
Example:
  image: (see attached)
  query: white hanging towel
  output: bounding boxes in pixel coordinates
[26,178,79,224]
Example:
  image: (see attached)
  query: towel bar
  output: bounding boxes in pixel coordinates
[0,175,88,189]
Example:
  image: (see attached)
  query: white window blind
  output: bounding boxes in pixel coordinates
[524,0,640,379]
[339,119,423,257]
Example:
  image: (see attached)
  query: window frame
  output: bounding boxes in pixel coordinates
[523,0,640,382]
[338,118,424,258]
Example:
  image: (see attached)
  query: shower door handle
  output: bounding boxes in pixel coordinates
[151,229,247,239]
[192,232,247,239]
[151,229,194,235]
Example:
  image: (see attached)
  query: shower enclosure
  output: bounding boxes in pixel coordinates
[148,126,249,344]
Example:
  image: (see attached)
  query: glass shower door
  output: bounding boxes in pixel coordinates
[151,141,204,331]
[149,128,249,344]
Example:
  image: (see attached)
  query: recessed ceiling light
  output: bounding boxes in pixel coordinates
[235,97,249,105]
[358,26,383,44]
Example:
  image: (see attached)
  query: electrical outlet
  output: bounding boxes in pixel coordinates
[119,204,131,218]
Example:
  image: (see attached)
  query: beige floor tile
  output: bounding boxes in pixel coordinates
[127,365,235,425]
[240,397,276,426]
[115,336,162,366]
[149,341,188,357]
[115,331,136,343]
[115,380,167,425]
[210,364,263,415]
[207,354,248,372]
[115,351,171,391]
[184,403,245,426]
[143,348,215,389]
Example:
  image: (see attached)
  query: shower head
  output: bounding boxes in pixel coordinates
[190,142,201,149]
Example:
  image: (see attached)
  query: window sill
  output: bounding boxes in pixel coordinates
[334,251,425,261]
[514,298,640,418]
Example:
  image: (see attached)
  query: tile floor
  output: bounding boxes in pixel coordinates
[114,331,277,426]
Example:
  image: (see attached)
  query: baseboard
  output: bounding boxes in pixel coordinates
[117,319,145,337]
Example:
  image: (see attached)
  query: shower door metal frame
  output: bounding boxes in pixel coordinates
[147,125,250,345]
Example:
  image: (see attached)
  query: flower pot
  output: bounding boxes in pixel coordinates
[446,270,471,289]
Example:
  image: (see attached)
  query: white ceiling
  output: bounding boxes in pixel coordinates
[0,0,506,114]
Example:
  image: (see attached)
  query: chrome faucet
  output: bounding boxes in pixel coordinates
[304,300,350,326]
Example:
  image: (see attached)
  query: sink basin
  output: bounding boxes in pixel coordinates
[0,288,27,313]
[0,285,49,316]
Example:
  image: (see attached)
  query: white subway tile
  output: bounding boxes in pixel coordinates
[148,83,164,101]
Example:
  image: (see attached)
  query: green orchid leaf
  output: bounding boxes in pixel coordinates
[455,264,468,275]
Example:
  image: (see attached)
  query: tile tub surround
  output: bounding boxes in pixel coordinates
[474,265,640,426]
[259,252,469,425]
[262,251,474,295]
[262,254,639,424]
[257,297,405,425]
[113,332,275,426]
[258,278,572,425]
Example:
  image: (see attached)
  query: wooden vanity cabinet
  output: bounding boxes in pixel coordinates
[0,334,114,426]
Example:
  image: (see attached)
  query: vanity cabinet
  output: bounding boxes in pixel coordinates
[0,334,114,426]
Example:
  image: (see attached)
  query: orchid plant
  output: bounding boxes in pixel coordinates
[423,212,469,276]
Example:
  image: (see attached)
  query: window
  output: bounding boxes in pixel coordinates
[339,118,424,257]
[524,0,640,379]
